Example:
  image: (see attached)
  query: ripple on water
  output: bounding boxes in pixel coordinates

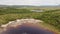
[0,19,55,34]
[1,25,55,34]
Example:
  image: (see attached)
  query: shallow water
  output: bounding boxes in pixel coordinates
[1,25,55,34]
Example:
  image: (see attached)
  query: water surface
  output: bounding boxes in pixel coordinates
[1,25,55,34]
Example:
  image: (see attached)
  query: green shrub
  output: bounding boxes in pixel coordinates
[0,8,60,30]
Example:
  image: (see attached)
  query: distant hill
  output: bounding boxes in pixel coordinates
[0,5,60,8]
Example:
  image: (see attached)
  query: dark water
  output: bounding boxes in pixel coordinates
[2,25,55,34]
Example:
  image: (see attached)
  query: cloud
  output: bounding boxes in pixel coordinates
[0,0,60,5]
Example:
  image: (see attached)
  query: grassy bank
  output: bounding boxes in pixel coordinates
[0,8,60,33]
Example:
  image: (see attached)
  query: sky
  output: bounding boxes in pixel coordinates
[0,0,60,6]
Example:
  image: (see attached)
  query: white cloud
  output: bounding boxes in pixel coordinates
[0,0,60,5]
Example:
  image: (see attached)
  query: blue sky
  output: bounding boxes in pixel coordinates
[0,0,60,6]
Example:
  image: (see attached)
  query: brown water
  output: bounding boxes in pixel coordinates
[0,19,56,34]
[1,25,55,34]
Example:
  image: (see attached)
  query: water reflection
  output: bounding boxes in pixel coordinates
[2,25,55,34]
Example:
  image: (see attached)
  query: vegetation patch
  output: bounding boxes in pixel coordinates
[0,8,60,32]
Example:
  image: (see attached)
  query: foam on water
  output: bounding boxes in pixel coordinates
[0,19,55,34]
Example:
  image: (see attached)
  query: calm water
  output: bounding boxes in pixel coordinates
[2,25,55,34]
